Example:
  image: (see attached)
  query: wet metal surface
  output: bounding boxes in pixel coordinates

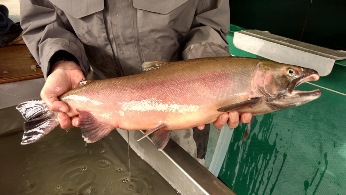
[0,78,44,109]
[233,30,343,76]
[117,129,235,195]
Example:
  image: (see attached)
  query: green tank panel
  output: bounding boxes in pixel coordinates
[219,24,346,194]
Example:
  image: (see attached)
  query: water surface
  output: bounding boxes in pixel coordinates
[0,127,178,194]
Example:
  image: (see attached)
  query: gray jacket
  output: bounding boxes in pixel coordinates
[20,0,230,78]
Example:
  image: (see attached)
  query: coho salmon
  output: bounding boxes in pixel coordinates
[17,57,321,149]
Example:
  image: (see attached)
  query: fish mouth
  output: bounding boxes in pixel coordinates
[272,68,321,108]
[288,89,321,100]
[272,89,321,109]
[288,68,320,93]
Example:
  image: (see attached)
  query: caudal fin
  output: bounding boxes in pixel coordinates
[16,100,59,145]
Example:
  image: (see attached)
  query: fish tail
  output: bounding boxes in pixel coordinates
[16,100,59,145]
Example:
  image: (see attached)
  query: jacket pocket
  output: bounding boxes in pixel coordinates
[49,0,104,18]
[133,0,188,14]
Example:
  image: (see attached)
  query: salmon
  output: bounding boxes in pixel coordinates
[16,57,321,149]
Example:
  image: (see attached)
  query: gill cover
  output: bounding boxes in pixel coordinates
[253,61,303,97]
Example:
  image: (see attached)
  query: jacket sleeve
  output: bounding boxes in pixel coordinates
[20,0,89,78]
[182,0,230,60]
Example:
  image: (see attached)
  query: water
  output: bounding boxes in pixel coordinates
[127,130,131,179]
[0,127,179,194]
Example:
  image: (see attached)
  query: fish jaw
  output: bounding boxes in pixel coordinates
[269,89,321,109]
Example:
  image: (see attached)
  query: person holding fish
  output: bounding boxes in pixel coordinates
[19,0,252,155]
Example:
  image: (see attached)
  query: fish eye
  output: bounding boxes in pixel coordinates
[287,69,296,76]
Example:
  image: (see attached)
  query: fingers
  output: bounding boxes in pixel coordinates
[72,116,80,127]
[227,111,240,129]
[213,113,229,129]
[213,112,253,130]
[57,113,80,130]
[196,124,205,130]
[240,113,252,124]
[57,112,72,129]
[40,84,70,114]
[228,112,252,128]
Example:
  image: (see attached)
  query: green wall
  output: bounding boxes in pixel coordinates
[219,23,346,194]
[219,71,346,194]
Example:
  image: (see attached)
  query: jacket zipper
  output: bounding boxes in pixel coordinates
[102,0,124,76]
[132,4,144,68]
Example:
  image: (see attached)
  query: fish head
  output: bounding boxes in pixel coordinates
[253,60,321,111]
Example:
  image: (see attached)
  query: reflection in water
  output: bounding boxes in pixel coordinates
[0,127,178,195]
[53,155,97,194]
[117,176,150,195]
[220,114,287,195]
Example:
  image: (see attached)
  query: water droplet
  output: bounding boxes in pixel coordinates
[56,185,62,190]
[99,149,106,154]
[25,180,35,191]
[126,184,134,191]
[116,168,123,172]
[96,159,111,168]
[118,176,149,194]
[82,166,88,171]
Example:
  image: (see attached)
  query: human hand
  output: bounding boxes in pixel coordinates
[196,112,252,130]
[213,112,252,129]
[40,61,84,129]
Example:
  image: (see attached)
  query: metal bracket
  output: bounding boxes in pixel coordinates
[234,30,346,76]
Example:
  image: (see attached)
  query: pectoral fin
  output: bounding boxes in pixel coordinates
[141,61,169,71]
[78,111,114,143]
[217,97,261,112]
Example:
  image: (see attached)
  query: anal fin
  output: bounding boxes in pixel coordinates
[217,97,261,112]
[137,124,171,150]
[78,111,114,143]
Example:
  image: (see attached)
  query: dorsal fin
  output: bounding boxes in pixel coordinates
[141,61,169,72]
